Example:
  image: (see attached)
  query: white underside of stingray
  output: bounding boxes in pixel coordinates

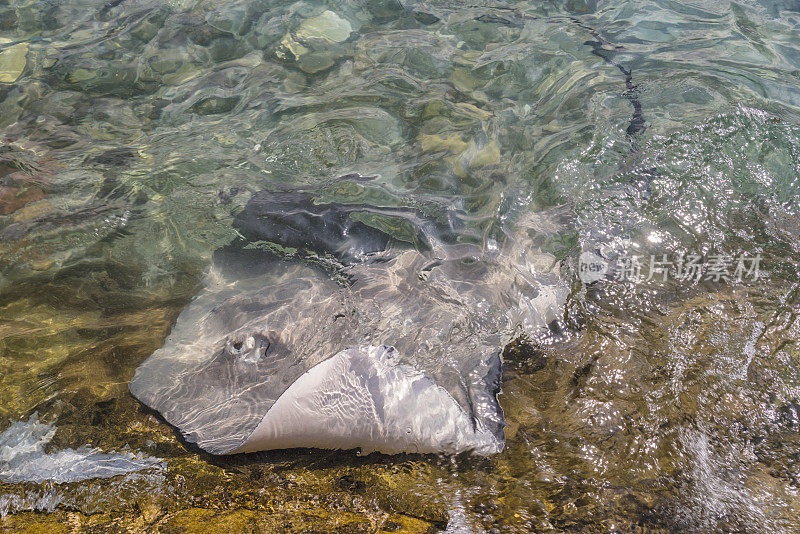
[231,346,501,455]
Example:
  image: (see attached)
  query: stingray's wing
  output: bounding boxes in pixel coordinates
[129,265,352,454]
[231,345,504,455]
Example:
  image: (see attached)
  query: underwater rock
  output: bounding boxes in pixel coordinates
[0,141,52,215]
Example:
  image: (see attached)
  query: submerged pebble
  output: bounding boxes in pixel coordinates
[296,10,353,43]
[276,10,353,73]
[0,40,27,83]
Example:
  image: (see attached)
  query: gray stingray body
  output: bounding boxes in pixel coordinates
[129,192,567,455]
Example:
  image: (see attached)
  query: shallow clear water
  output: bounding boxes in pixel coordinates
[1,0,800,531]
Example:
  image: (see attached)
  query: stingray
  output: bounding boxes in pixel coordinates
[129,191,567,455]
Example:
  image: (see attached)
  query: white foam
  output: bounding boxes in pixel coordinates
[0,414,163,484]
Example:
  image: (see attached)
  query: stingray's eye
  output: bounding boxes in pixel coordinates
[255,336,271,357]
[232,340,243,351]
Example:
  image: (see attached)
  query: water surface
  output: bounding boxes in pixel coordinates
[1,0,800,531]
